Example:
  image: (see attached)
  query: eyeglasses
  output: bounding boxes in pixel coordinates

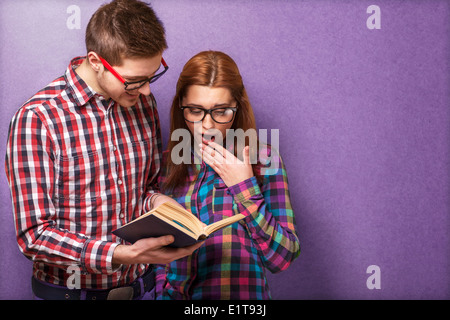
[180,106,237,124]
[98,55,168,91]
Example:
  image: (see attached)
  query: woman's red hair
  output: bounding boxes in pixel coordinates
[162,51,261,193]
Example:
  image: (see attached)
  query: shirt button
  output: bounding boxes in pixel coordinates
[118,179,123,185]
[119,212,125,219]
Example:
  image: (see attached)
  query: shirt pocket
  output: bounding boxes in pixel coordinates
[55,150,100,204]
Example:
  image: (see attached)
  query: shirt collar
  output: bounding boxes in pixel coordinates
[64,56,99,107]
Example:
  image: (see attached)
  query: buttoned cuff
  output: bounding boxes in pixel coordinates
[227,176,264,222]
[80,239,120,275]
[227,177,268,238]
[227,176,262,203]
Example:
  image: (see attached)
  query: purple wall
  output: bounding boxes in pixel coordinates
[1,0,449,299]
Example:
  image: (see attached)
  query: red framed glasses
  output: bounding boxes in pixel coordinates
[98,55,169,91]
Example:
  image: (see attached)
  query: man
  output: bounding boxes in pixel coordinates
[4,0,202,300]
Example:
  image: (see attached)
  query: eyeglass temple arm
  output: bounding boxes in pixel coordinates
[98,55,126,84]
[161,57,168,69]
[99,55,167,83]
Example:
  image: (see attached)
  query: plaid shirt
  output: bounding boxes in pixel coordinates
[156,147,300,299]
[5,57,162,289]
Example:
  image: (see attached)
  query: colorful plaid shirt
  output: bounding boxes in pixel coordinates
[156,147,300,299]
[4,57,162,289]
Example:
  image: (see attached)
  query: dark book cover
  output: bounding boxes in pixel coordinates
[112,214,203,248]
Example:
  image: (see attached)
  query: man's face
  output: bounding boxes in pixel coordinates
[97,54,163,108]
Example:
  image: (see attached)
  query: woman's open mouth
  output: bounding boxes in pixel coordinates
[201,133,215,143]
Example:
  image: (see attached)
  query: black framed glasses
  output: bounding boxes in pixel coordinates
[181,106,237,124]
[98,55,169,91]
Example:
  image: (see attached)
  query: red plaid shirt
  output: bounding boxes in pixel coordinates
[5,57,162,289]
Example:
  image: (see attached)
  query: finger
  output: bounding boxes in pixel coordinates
[152,235,175,247]
[200,143,224,164]
[201,148,222,171]
[134,235,175,253]
[200,142,214,154]
[182,241,205,254]
[205,141,240,165]
[243,145,250,165]
[207,141,237,162]
[204,140,228,159]
[187,240,205,251]
[170,241,205,261]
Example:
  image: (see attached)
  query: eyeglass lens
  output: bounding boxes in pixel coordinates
[125,73,165,90]
[183,107,235,124]
[124,61,168,90]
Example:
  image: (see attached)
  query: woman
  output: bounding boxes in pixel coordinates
[156,51,300,300]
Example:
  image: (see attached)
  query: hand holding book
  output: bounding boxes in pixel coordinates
[111,234,204,266]
[113,202,245,248]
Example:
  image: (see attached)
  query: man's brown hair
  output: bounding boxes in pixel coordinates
[86,0,168,66]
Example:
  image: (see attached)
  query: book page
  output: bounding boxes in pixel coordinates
[205,214,245,235]
[153,202,204,235]
[151,212,199,240]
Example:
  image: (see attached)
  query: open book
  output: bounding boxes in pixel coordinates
[112,202,245,247]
